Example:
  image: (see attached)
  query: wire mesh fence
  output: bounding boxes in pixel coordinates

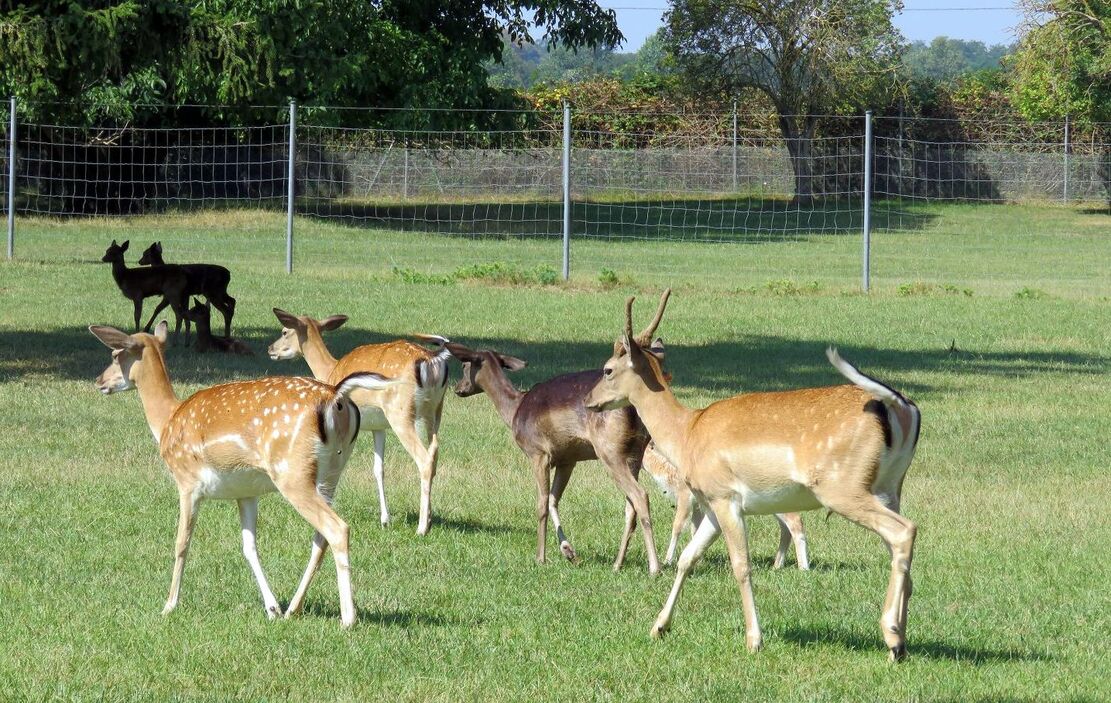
[2,103,1108,294]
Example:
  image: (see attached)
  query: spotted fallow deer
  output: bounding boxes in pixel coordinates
[90,321,398,626]
[585,290,921,661]
[445,341,661,576]
[642,442,810,570]
[268,309,450,535]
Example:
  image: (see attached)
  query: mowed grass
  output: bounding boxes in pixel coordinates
[0,205,1109,701]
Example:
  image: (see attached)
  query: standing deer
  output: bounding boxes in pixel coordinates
[184,299,252,355]
[89,320,398,626]
[268,309,449,535]
[445,341,661,576]
[641,442,810,569]
[139,241,236,337]
[585,290,921,660]
[101,240,190,341]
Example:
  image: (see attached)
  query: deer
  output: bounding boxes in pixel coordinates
[642,442,811,570]
[139,241,237,337]
[101,240,190,342]
[584,290,921,661]
[268,309,450,536]
[89,320,398,627]
[184,299,252,356]
[445,341,662,576]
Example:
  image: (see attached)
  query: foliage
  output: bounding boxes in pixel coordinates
[1009,0,1111,122]
[394,262,560,287]
[903,37,1014,84]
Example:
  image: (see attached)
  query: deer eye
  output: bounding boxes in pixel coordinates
[603,366,613,378]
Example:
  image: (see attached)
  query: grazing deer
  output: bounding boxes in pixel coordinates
[642,442,810,569]
[268,309,450,535]
[90,321,398,626]
[445,341,661,576]
[585,290,921,660]
[101,240,190,341]
[184,299,252,355]
[139,241,237,337]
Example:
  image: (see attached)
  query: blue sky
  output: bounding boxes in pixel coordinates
[603,1,1026,51]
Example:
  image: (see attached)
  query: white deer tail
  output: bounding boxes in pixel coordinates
[412,334,451,390]
[826,347,921,454]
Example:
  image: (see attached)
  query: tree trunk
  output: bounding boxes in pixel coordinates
[779,114,819,205]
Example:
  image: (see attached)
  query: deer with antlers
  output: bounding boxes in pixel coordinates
[90,321,398,626]
[641,442,810,570]
[139,242,237,338]
[585,290,921,660]
[268,310,450,535]
[445,335,663,576]
[101,240,190,341]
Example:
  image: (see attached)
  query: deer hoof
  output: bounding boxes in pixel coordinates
[650,621,669,639]
[560,541,579,564]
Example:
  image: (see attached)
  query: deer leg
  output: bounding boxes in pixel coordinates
[163,489,200,615]
[237,497,281,619]
[385,406,437,536]
[142,297,171,333]
[665,485,694,566]
[279,477,356,627]
[370,430,390,527]
[652,503,720,638]
[711,498,762,652]
[774,512,809,571]
[214,294,235,338]
[549,463,578,563]
[614,499,637,572]
[532,455,552,565]
[134,298,148,332]
[819,491,916,661]
[600,450,660,576]
[286,531,327,619]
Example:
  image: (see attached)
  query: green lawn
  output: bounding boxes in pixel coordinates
[0,203,1108,701]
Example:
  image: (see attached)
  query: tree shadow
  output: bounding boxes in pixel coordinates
[781,624,1052,663]
[299,602,464,627]
[396,511,528,537]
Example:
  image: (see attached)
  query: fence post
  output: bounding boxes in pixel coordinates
[862,110,873,293]
[7,97,15,260]
[1063,114,1070,204]
[731,99,738,192]
[286,101,296,274]
[561,100,571,281]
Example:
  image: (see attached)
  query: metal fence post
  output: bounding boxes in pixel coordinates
[561,100,571,281]
[862,110,873,293]
[286,101,296,274]
[731,99,738,192]
[7,97,15,260]
[1063,115,1070,204]
[403,145,409,200]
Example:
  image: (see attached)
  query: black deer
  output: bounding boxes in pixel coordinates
[139,241,236,337]
[101,240,190,341]
[184,299,252,355]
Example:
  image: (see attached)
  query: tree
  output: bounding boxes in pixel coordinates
[904,37,1013,83]
[664,0,904,202]
[1010,0,1110,123]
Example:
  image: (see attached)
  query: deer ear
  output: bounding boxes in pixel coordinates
[646,337,665,360]
[153,321,169,344]
[318,315,348,332]
[444,342,480,363]
[89,325,137,351]
[497,353,527,371]
[120,240,129,251]
[272,308,301,329]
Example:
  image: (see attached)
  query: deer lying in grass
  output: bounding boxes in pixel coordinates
[268,310,450,535]
[139,241,237,337]
[101,240,189,341]
[90,320,397,626]
[184,299,252,355]
[585,290,921,660]
[641,442,809,569]
[446,340,661,575]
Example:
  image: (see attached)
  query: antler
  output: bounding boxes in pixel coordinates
[636,288,671,345]
[624,296,636,342]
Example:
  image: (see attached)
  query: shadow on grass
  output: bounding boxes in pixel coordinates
[1,325,1106,398]
[781,624,1052,663]
[300,602,465,627]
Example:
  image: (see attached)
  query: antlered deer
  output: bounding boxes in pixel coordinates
[585,290,921,660]
[641,442,810,570]
[101,240,190,341]
[139,241,236,337]
[446,341,661,575]
[90,321,398,626]
[268,310,449,535]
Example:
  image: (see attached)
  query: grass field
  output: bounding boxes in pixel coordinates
[0,203,1108,701]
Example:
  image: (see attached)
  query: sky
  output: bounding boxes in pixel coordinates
[601,1,1027,51]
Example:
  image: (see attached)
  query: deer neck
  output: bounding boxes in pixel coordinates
[134,346,180,443]
[478,367,523,429]
[301,326,339,381]
[110,258,130,287]
[627,377,697,468]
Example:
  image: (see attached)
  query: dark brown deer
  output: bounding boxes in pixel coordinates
[185,299,252,355]
[101,240,190,342]
[446,339,662,576]
[139,241,236,337]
